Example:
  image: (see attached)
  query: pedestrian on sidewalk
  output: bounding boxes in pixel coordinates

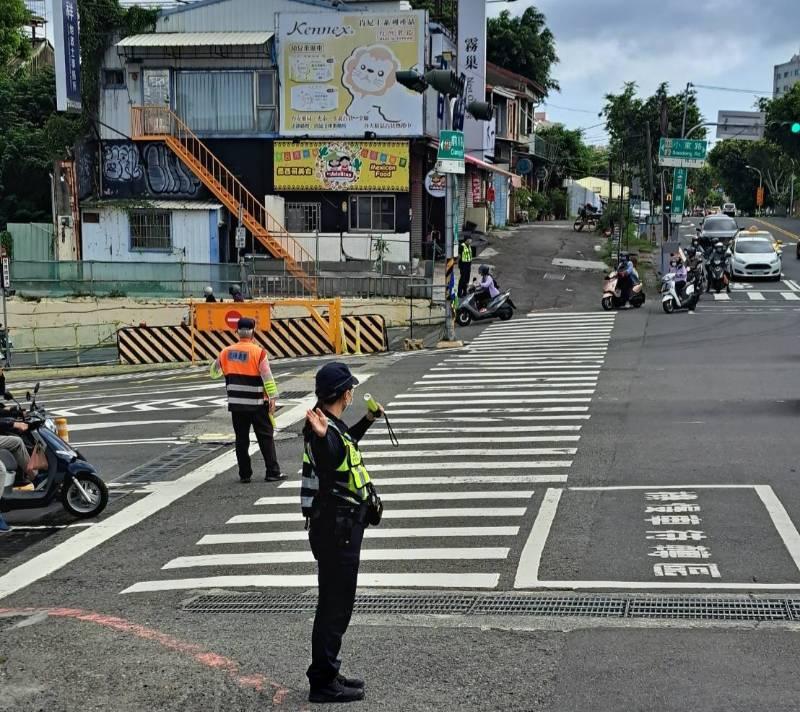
[210,317,285,483]
[302,362,384,704]
[457,235,473,298]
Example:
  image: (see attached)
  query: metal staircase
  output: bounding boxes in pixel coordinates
[131,106,316,294]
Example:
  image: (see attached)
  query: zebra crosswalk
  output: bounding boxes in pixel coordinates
[697,279,800,311]
[121,312,616,594]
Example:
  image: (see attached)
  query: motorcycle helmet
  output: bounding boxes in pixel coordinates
[685,245,696,258]
[478,264,490,276]
[203,286,214,296]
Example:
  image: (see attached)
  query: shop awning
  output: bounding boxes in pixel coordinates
[117,32,273,48]
[465,155,523,187]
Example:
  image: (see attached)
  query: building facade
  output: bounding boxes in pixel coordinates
[774,54,800,97]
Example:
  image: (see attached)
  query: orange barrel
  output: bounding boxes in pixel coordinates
[55,417,69,442]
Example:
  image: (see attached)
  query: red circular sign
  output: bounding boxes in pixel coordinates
[225,310,242,329]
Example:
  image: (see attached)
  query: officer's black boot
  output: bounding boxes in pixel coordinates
[309,678,365,703]
[337,673,365,689]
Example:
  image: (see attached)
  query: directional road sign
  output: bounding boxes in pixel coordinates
[658,138,708,168]
[437,130,465,174]
[716,111,766,141]
[671,168,688,217]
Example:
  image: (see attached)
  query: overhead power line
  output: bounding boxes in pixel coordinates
[691,83,773,96]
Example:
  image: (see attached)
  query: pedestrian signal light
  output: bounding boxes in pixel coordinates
[792,122,800,134]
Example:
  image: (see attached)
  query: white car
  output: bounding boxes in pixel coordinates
[730,235,782,281]
[722,202,736,217]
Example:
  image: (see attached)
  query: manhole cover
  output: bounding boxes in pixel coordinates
[543,272,567,281]
[120,442,228,484]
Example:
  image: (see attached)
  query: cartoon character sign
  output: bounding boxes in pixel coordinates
[316,144,363,189]
[342,44,407,124]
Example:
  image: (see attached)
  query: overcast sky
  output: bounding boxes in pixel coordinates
[491,0,800,146]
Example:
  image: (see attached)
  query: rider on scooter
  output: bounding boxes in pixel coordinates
[706,240,732,294]
[669,256,688,298]
[473,264,500,310]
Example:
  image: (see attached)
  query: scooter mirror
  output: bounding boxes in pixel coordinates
[3,391,12,400]
[34,383,40,394]
[26,392,30,401]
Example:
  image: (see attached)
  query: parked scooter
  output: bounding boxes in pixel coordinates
[601,265,646,310]
[0,384,107,519]
[456,286,516,326]
[661,273,699,313]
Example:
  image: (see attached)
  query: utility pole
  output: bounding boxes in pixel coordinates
[443,99,456,342]
[645,122,655,243]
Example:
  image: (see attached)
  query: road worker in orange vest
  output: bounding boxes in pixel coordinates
[210,317,286,483]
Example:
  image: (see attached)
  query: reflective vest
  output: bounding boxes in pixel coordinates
[460,242,473,263]
[300,422,371,518]
[217,340,266,411]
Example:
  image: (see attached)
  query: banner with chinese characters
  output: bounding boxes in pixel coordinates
[458,0,488,159]
[275,11,425,137]
[274,141,410,192]
[51,0,81,112]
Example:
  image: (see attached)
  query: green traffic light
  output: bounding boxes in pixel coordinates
[792,122,800,134]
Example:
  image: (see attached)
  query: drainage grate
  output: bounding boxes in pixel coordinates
[277,390,309,401]
[472,595,625,617]
[543,272,567,281]
[183,592,800,622]
[120,442,228,483]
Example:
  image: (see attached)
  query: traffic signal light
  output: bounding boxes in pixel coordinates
[792,122,800,134]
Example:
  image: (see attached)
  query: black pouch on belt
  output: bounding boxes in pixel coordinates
[364,482,383,527]
[334,510,355,547]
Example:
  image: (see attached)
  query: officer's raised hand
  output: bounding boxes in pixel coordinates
[306,407,329,437]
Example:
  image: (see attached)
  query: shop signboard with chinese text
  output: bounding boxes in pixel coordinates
[275,12,425,137]
[458,0,488,159]
[274,141,409,191]
[51,0,81,112]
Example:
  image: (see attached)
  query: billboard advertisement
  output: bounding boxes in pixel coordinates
[51,0,81,112]
[274,141,409,191]
[276,12,425,137]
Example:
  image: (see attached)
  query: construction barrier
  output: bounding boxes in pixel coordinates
[117,315,387,365]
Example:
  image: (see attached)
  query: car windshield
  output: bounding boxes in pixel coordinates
[735,240,773,254]
[704,218,737,231]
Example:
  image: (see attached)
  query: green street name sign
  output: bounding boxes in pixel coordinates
[671,167,687,216]
[437,130,465,174]
[658,138,708,168]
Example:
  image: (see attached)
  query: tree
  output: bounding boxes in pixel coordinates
[764,83,800,163]
[535,124,601,189]
[487,8,559,94]
[688,166,715,208]
[707,141,756,213]
[0,0,29,68]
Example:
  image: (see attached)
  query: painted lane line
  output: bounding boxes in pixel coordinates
[569,484,755,491]
[67,420,190,432]
[522,581,800,591]
[198,526,522,545]
[365,447,578,458]
[514,487,563,589]
[0,391,321,602]
[471,336,614,343]
[278,475,568,488]
[366,460,572,472]
[360,436,580,446]
[524,311,617,317]
[395,389,596,399]
[255,491,535,505]
[121,572,500,594]
[387,398,593,407]
[449,354,607,360]
[423,371,601,378]
[411,382,597,391]
[386,411,590,419]
[755,485,800,576]
[747,292,766,301]
[229,507,529,525]
[162,547,512,569]
[367,425,582,433]
[781,292,800,301]
[420,374,600,381]
[73,438,185,447]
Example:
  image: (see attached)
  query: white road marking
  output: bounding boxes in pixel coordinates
[361,436,580,446]
[162,547,511,569]
[423,371,601,378]
[713,293,731,301]
[366,425,582,433]
[121,572,500,594]
[395,389,595,399]
[279,475,568,487]
[198,526,522,545]
[255,491,535,505]
[781,292,800,301]
[747,292,766,301]
[67,420,190,432]
[229,507,527,524]
[411,381,598,390]
[388,398,593,407]
[755,485,800,576]
[514,487,563,588]
[367,460,572,472]
[365,447,577,458]
[387,411,590,418]
[73,438,185,447]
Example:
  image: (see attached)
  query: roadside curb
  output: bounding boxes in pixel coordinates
[5,361,205,383]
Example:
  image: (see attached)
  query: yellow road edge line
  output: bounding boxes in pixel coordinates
[753,218,800,243]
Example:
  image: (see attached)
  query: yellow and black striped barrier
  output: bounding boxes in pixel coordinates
[117,315,387,365]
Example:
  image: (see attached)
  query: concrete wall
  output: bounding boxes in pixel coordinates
[82,207,218,262]
[293,232,410,263]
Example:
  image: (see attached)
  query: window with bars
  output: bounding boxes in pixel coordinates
[349,195,395,232]
[129,211,172,251]
[285,202,321,232]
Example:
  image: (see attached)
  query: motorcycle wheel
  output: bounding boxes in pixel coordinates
[61,471,108,519]
[573,221,584,232]
[601,296,614,311]
[498,306,514,321]
[456,309,472,327]
[662,300,675,314]
[632,294,645,308]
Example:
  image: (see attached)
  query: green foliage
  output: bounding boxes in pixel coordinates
[514,186,532,210]
[0,229,12,257]
[486,8,558,94]
[0,0,30,68]
[536,124,599,187]
[528,190,548,219]
[765,83,800,163]
[408,0,455,33]
[548,188,567,219]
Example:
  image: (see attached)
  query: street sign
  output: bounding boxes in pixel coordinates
[658,138,708,168]
[235,227,246,249]
[671,168,688,216]
[757,186,765,208]
[437,130,465,174]
[716,111,766,141]
[1,257,9,289]
[192,303,271,332]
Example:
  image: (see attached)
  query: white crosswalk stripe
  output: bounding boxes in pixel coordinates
[121,312,616,594]
[700,281,800,311]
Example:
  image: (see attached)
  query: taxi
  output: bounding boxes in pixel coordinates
[729,228,782,281]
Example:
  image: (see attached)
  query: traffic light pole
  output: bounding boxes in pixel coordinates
[443,102,456,342]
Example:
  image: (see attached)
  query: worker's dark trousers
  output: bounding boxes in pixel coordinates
[458,262,472,297]
[230,405,280,479]
[307,513,364,688]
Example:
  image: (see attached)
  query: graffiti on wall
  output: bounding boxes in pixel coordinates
[100,141,206,198]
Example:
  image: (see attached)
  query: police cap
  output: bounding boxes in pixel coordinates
[237,317,256,330]
[315,361,359,400]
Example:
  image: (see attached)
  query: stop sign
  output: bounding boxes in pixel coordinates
[225,310,242,329]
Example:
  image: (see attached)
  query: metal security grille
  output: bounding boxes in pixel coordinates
[285,203,321,233]
[183,593,800,622]
[130,211,171,251]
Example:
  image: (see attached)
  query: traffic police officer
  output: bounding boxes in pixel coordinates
[458,235,473,297]
[301,362,383,704]
[210,317,285,483]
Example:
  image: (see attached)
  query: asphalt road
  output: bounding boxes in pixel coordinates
[4,220,800,711]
